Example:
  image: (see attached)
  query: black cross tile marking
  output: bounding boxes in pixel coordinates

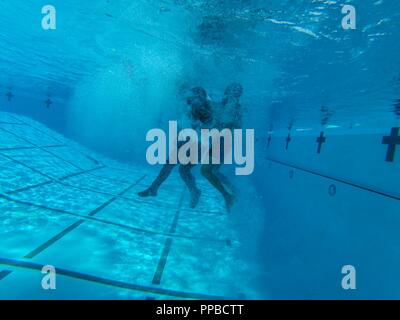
[267,135,272,147]
[316,131,326,154]
[5,91,13,102]
[382,127,400,162]
[45,98,52,109]
[285,134,291,150]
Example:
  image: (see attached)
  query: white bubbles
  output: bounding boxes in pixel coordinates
[66,45,183,164]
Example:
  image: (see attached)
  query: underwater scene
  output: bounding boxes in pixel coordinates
[0,0,400,300]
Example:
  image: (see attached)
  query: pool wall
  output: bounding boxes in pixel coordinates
[256,127,400,299]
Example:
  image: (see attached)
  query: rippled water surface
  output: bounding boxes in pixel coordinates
[1,1,399,131]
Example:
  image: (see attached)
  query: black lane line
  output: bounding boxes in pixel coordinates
[0,270,12,280]
[24,220,85,259]
[58,177,130,196]
[152,238,173,285]
[268,157,400,201]
[0,152,55,180]
[34,177,227,218]
[2,140,224,216]
[59,182,227,216]
[41,144,67,149]
[6,181,53,195]
[6,113,104,166]
[5,165,106,195]
[0,192,229,245]
[51,181,226,217]
[77,181,225,216]
[0,126,84,171]
[0,257,226,300]
[59,165,106,181]
[0,144,65,152]
[22,175,146,259]
[0,129,109,197]
[0,153,228,243]
[0,122,24,125]
[41,147,86,170]
[0,146,86,187]
[107,165,141,173]
[5,114,64,144]
[4,141,105,186]
[0,126,95,173]
[152,191,185,285]
[87,170,140,184]
[0,146,35,152]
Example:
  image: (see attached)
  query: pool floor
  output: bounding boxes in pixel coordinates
[0,111,256,300]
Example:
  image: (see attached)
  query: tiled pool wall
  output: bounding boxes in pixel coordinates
[256,127,400,299]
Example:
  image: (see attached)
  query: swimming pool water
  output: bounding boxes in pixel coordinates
[1,0,400,300]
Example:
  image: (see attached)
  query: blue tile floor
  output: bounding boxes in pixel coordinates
[0,112,257,300]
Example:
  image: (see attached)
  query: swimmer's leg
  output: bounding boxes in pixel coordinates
[138,163,176,197]
[201,164,235,212]
[213,165,238,196]
[138,141,186,198]
[179,164,201,208]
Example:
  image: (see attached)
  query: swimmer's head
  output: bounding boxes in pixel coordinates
[191,87,207,99]
[224,83,243,99]
[187,86,208,106]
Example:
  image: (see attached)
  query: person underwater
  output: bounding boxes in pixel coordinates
[200,83,244,212]
[138,86,213,208]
